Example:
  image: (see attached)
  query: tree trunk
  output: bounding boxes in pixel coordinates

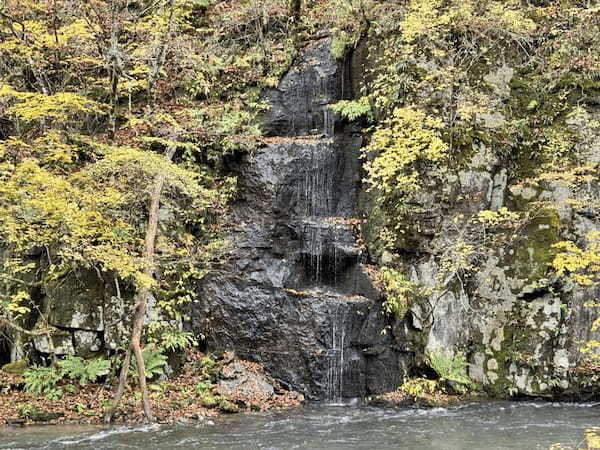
[147,0,175,104]
[108,0,122,138]
[291,0,301,22]
[105,146,176,423]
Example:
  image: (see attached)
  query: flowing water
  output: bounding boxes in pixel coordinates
[1,402,598,450]
[326,303,346,404]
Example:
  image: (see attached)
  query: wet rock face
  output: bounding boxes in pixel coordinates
[262,40,350,137]
[193,39,405,400]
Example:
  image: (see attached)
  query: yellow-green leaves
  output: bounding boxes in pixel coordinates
[361,107,448,250]
[3,291,30,316]
[331,97,372,122]
[477,208,521,228]
[380,267,428,320]
[0,158,141,277]
[363,107,448,197]
[551,232,600,286]
[402,0,450,43]
[0,84,105,123]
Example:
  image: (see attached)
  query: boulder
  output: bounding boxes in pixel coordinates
[1,359,28,375]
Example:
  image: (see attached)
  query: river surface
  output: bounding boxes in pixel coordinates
[1,402,598,449]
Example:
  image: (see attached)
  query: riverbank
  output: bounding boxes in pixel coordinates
[0,352,303,426]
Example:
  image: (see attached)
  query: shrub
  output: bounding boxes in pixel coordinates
[57,356,111,386]
[399,377,439,405]
[23,366,62,397]
[381,267,424,320]
[195,380,213,396]
[159,330,198,352]
[427,350,472,388]
[130,347,168,381]
[23,356,111,398]
[331,97,372,121]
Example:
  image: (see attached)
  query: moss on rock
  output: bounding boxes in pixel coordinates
[217,398,239,413]
[200,393,219,409]
[1,359,28,375]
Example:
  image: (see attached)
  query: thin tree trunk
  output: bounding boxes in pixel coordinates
[291,0,301,22]
[108,0,122,138]
[105,145,176,423]
[147,0,175,104]
[0,318,53,337]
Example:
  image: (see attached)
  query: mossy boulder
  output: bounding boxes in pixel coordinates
[1,359,28,375]
[32,329,74,355]
[44,270,109,331]
[217,398,239,413]
[504,210,562,284]
[469,292,569,397]
[200,394,219,408]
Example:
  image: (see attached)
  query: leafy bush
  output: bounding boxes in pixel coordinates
[331,32,351,60]
[23,356,111,398]
[57,356,111,386]
[195,380,213,396]
[23,366,62,396]
[159,330,198,352]
[381,267,425,320]
[331,97,372,121]
[427,350,472,387]
[399,377,439,405]
[362,107,449,249]
[17,403,38,419]
[199,356,216,378]
[130,347,168,381]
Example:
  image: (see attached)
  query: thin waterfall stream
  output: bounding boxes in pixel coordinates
[284,65,359,402]
[327,303,346,404]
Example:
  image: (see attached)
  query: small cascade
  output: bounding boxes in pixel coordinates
[303,223,324,284]
[323,105,335,137]
[326,302,346,404]
[276,42,367,400]
[299,144,335,217]
[297,218,362,291]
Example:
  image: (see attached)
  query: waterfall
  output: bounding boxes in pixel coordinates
[299,144,335,217]
[309,224,323,284]
[200,38,401,402]
[323,106,335,137]
[327,302,345,404]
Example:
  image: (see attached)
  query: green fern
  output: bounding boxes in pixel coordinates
[331,97,372,121]
[130,347,168,380]
[160,329,198,352]
[23,366,62,396]
[57,355,111,386]
[427,350,472,387]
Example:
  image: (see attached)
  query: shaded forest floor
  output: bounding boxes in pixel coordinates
[0,352,303,426]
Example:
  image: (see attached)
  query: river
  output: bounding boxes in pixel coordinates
[1,402,598,449]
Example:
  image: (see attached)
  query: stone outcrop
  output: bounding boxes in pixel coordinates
[390,114,600,398]
[193,38,407,401]
[3,269,122,362]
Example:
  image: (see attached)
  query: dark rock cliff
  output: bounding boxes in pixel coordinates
[192,39,407,401]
